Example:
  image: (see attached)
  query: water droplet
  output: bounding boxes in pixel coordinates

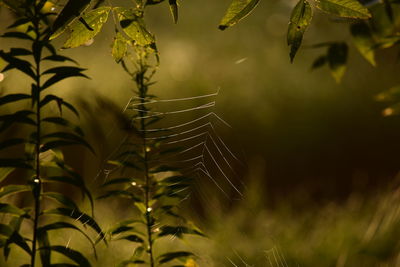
[0,73,4,82]
[131,181,137,186]
[146,207,152,212]
[34,178,40,183]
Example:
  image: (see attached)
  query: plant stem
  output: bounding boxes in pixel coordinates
[137,59,155,267]
[31,7,42,267]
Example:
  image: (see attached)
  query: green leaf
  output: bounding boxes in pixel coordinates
[0,51,35,79]
[0,110,36,132]
[0,93,31,105]
[41,134,94,154]
[1,32,33,41]
[287,0,313,63]
[43,192,79,210]
[112,32,128,63]
[0,167,15,183]
[38,229,51,266]
[218,0,260,30]
[0,159,32,169]
[9,48,32,56]
[311,55,327,70]
[50,0,92,40]
[169,0,178,24]
[117,234,144,243]
[158,251,194,264]
[41,66,88,90]
[42,55,78,65]
[0,185,30,198]
[0,223,31,257]
[63,7,111,49]
[42,246,91,267]
[40,94,80,117]
[38,222,95,252]
[0,203,26,216]
[158,226,205,239]
[350,22,376,66]
[97,190,141,201]
[0,138,26,150]
[43,208,106,244]
[115,7,155,46]
[315,0,371,19]
[327,42,348,83]
[101,177,137,187]
[42,117,84,136]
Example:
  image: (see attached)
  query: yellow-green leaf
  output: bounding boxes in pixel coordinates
[63,7,111,49]
[350,22,376,66]
[114,7,155,47]
[315,0,371,19]
[219,0,260,30]
[169,0,178,24]
[50,0,91,40]
[287,0,313,63]
[112,32,128,63]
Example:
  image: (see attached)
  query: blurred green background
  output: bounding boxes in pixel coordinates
[2,0,400,266]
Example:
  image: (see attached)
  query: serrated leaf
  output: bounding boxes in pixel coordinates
[315,0,371,19]
[218,0,260,30]
[158,251,194,264]
[327,42,348,83]
[42,246,91,267]
[50,0,92,40]
[287,0,313,63]
[115,7,155,46]
[63,7,111,49]
[112,32,128,63]
[350,22,376,66]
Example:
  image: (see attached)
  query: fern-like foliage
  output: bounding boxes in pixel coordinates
[0,1,104,266]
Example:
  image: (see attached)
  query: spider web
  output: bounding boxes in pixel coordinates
[94,88,246,204]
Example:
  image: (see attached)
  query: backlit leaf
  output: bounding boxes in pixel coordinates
[112,32,128,63]
[350,22,376,66]
[115,7,155,46]
[219,0,260,30]
[63,7,111,49]
[315,0,371,19]
[287,0,313,63]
